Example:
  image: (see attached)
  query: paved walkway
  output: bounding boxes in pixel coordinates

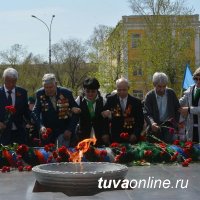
[0,163,199,200]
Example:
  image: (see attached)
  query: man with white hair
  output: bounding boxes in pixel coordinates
[0,67,30,145]
[102,77,144,143]
[144,72,180,143]
[32,73,79,147]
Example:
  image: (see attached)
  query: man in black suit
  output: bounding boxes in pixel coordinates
[0,67,30,145]
[102,77,144,143]
[143,72,180,143]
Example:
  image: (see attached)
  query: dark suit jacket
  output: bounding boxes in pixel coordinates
[144,88,180,125]
[77,96,110,145]
[0,86,30,144]
[104,94,144,143]
[32,87,78,142]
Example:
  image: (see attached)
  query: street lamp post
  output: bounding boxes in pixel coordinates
[31,15,55,65]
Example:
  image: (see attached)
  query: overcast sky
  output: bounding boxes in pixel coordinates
[0,0,200,61]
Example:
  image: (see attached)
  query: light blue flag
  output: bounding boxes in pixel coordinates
[182,64,194,90]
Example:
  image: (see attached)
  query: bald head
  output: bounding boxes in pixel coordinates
[116,77,129,98]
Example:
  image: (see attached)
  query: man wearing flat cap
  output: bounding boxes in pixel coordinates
[179,67,200,143]
[32,73,80,146]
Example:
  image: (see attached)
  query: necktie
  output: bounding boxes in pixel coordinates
[120,99,126,112]
[7,90,12,105]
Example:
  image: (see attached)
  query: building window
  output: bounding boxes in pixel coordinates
[133,66,143,76]
[132,33,141,48]
[133,90,143,100]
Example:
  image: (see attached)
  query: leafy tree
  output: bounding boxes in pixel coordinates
[88,25,128,94]
[128,0,196,91]
[52,39,95,95]
[0,44,28,66]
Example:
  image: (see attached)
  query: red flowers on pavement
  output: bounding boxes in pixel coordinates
[1,166,10,173]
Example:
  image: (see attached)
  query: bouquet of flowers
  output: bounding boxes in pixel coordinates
[0,106,16,134]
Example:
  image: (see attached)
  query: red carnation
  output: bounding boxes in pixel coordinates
[42,133,48,140]
[1,166,8,173]
[5,105,16,114]
[6,166,10,172]
[185,158,192,163]
[46,128,52,135]
[48,143,55,148]
[110,142,120,148]
[25,166,32,171]
[168,127,175,134]
[121,146,126,153]
[184,141,193,149]
[159,143,167,149]
[58,146,67,154]
[182,160,189,167]
[173,140,180,145]
[16,144,29,155]
[18,166,24,172]
[120,132,129,140]
[144,150,152,156]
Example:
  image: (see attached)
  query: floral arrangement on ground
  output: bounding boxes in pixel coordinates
[0,138,199,173]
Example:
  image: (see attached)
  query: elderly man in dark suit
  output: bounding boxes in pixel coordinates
[32,73,79,147]
[102,77,144,144]
[0,67,30,145]
[144,72,180,143]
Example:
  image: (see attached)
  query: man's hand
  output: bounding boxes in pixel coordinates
[179,107,189,117]
[63,130,72,140]
[151,123,160,132]
[101,110,111,118]
[71,107,81,114]
[40,126,46,134]
[0,122,6,130]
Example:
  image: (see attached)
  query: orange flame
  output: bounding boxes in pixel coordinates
[67,138,97,162]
